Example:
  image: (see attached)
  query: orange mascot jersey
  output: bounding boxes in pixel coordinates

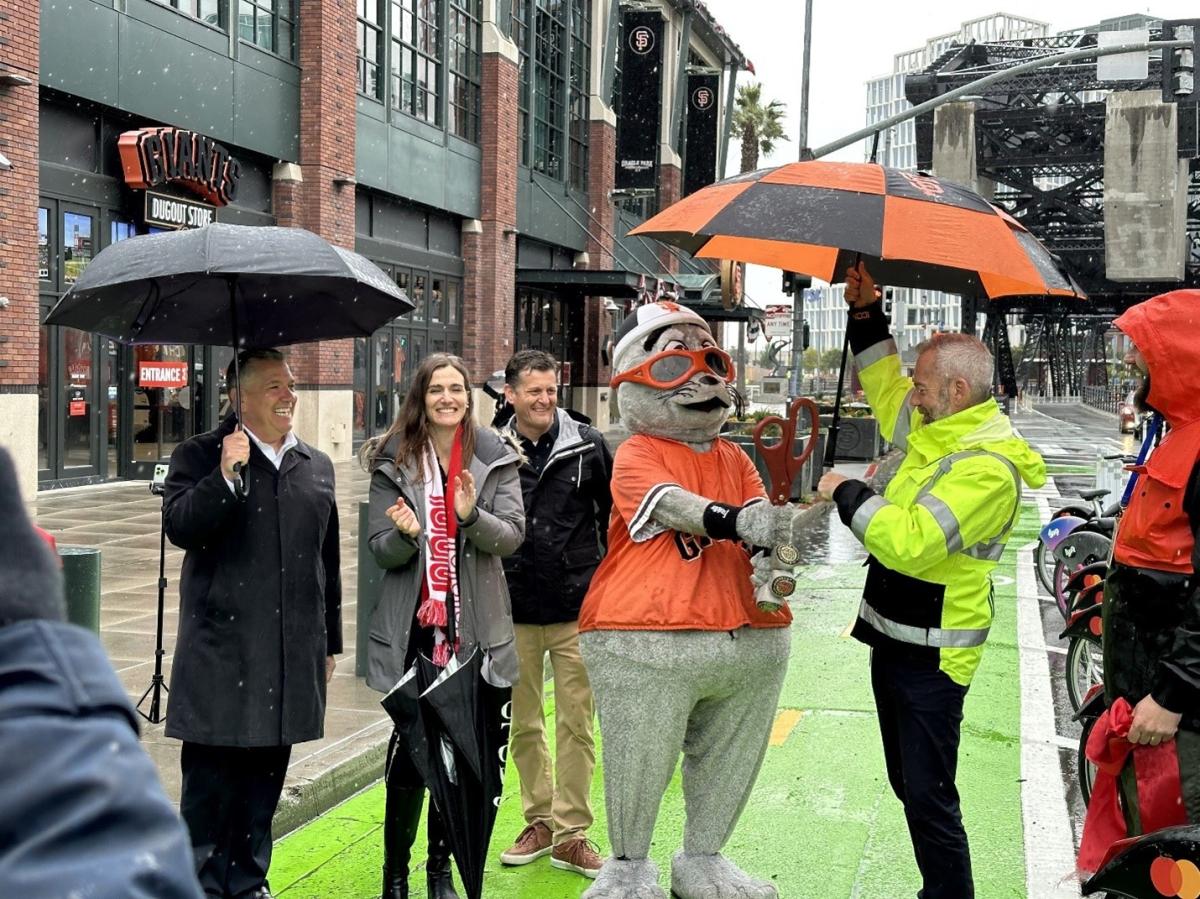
[579,434,793,632]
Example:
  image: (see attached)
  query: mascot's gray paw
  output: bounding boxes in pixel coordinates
[582,858,667,899]
[670,851,778,899]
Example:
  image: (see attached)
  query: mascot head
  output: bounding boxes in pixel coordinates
[611,302,735,445]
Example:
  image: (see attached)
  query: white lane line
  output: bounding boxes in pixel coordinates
[1017,534,1082,897]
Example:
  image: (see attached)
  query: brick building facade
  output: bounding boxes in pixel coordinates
[4,0,746,495]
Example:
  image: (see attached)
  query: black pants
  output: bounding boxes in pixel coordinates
[871,652,973,899]
[179,742,292,898]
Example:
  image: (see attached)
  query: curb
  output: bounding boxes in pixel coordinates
[272,731,391,838]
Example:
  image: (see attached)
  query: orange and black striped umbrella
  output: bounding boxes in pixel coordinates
[630,161,1085,301]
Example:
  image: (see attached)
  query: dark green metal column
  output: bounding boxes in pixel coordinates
[59,546,102,633]
[356,501,385,677]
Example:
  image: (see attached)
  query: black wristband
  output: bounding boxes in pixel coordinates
[703,502,742,540]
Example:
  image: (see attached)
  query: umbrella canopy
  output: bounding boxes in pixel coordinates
[44,223,413,346]
[380,654,444,790]
[630,160,1085,301]
[417,648,512,899]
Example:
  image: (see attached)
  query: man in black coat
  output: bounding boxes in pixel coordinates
[165,349,342,899]
[0,447,203,899]
[497,350,613,879]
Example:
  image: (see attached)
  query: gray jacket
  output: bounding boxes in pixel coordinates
[364,427,525,691]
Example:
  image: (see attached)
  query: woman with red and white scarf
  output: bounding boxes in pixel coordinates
[363,353,525,899]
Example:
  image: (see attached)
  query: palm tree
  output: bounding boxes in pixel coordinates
[732,83,788,174]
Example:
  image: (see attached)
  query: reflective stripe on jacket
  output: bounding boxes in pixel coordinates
[838,303,1046,685]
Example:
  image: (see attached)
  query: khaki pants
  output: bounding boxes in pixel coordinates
[510,620,596,845]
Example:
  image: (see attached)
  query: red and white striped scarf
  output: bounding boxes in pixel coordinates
[415,427,463,667]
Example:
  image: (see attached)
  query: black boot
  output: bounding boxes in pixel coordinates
[381,782,424,899]
[426,804,461,899]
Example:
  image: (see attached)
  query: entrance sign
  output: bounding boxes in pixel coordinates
[138,361,189,389]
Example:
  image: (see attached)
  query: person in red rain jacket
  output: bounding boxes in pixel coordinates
[1092,289,1200,845]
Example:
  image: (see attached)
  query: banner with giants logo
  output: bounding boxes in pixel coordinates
[684,73,720,196]
[615,10,664,191]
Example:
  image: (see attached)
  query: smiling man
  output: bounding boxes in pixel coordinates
[817,264,1045,899]
[498,349,613,879]
[163,348,342,899]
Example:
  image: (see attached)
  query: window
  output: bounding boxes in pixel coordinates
[391,0,442,125]
[514,0,589,182]
[240,0,295,57]
[448,0,481,142]
[358,0,385,99]
[567,0,589,190]
[513,0,531,165]
[152,0,221,27]
[531,0,566,178]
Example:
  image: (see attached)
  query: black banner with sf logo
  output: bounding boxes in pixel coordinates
[684,73,721,197]
[615,9,664,190]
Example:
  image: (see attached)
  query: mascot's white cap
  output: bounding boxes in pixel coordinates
[613,301,711,371]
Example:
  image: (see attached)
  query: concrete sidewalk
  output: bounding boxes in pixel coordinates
[29,459,393,837]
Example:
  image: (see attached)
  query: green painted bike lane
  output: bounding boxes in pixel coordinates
[270,507,1041,898]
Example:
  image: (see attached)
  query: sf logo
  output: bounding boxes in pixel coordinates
[900,171,944,199]
[629,26,655,55]
[692,87,713,110]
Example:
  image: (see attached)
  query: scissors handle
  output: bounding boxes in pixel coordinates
[753,397,821,505]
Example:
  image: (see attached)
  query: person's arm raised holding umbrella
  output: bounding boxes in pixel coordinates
[816,262,1045,899]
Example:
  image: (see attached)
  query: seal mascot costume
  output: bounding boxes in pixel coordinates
[579,301,825,899]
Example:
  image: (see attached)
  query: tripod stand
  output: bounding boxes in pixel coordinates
[137,467,171,724]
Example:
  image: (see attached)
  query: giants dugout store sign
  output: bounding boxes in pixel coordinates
[684,73,719,197]
[615,10,664,191]
[118,128,242,206]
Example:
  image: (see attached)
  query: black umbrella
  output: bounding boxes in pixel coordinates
[43,223,413,347]
[43,222,412,483]
[389,647,511,899]
[380,653,444,790]
[1082,824,1200,897]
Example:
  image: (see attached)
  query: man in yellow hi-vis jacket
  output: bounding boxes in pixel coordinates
[818,264,1045,899]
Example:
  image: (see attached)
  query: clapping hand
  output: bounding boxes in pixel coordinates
[454,470,477,521]
[387,497,420,538]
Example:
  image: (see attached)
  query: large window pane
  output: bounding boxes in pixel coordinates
[63,329,94,469]
[353,337,368,442]
[38,323,50,472]
[359,0,385,98]
[62,212,94,286]
[448,0,481,142]
[391,0,442,125]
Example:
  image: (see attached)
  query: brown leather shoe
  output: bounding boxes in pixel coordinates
[550,836,605,879]
[498,821,552,866]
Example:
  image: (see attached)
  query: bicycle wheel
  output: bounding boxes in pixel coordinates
[1034,541,1057,595]
[1066,635,1103,714]
[1079,715,1098,806]
[1053,560,1072,621]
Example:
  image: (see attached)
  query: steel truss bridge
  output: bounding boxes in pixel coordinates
[906,28,1199,397]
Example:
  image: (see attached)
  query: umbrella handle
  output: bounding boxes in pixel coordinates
[228,278,246,499]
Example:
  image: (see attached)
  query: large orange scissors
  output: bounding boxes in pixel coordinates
[753,397,821,505]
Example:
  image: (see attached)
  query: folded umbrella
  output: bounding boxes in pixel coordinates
[380,653,444,790]
[418,647,513,899]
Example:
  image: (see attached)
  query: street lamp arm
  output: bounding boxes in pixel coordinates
[810,39,1191,161]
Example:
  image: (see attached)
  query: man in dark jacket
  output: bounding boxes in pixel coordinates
[0,447,202,899]
[497,350,613,879]
[1087,290,1200,842]
[165,349,342,899]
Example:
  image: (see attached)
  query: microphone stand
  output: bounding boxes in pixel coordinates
[136,472,170,724]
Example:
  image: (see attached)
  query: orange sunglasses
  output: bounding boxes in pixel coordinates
[611,346,736,390]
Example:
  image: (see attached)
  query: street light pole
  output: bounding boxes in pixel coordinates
[790,0,814,399]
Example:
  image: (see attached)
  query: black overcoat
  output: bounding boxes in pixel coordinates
[163,415,343,747]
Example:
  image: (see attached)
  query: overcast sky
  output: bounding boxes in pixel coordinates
[697,0,1196,308]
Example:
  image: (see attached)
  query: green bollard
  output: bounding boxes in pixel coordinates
[59,546,102,634]
[356,501,386,677]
